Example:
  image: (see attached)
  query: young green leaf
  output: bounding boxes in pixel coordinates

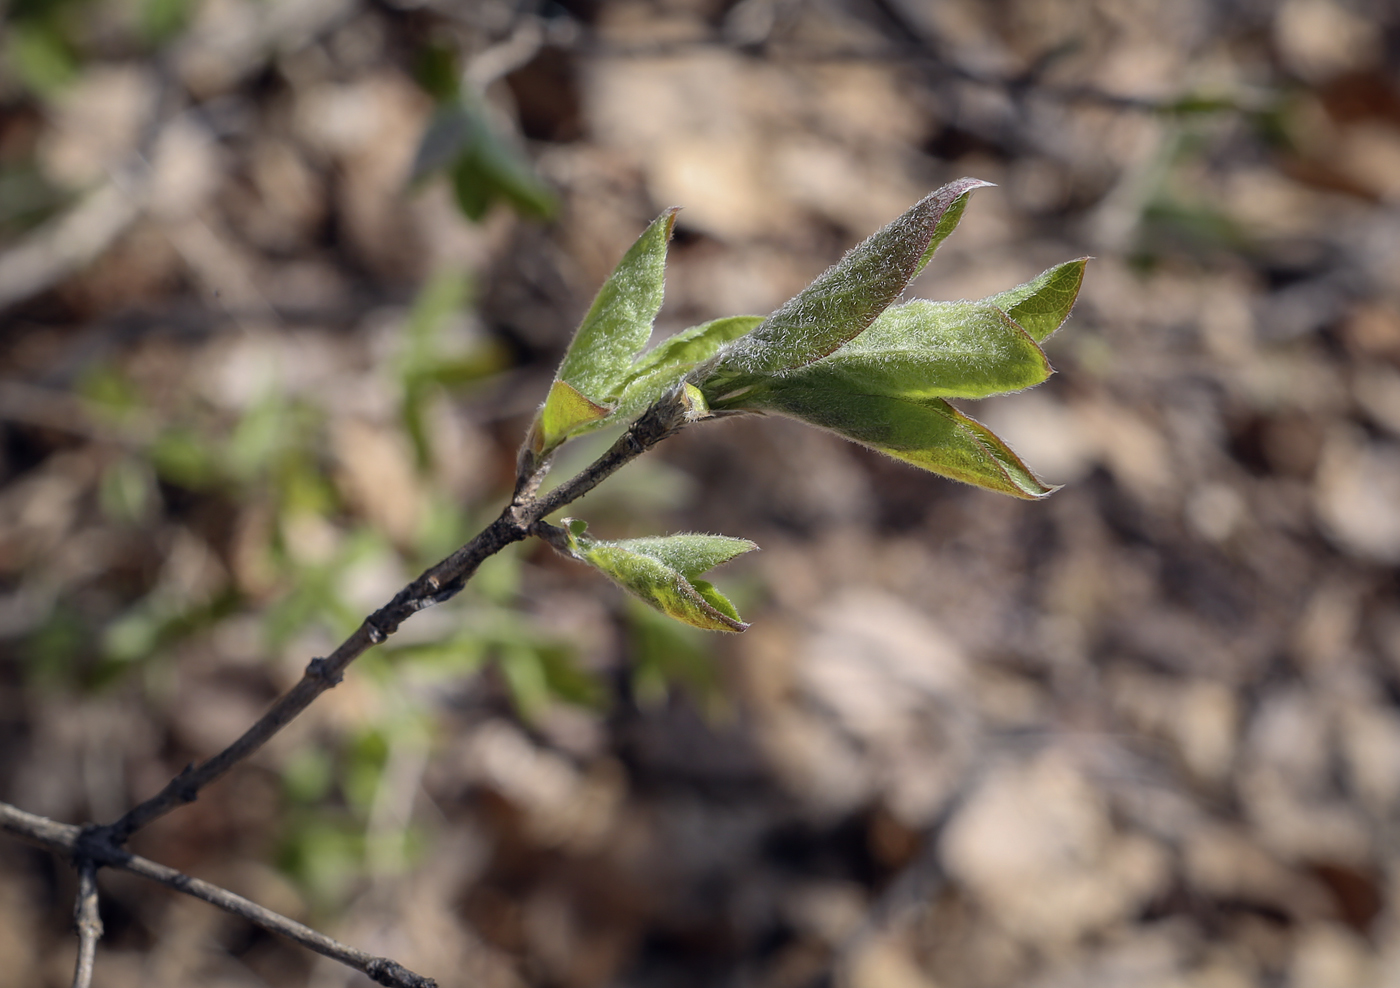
[705,178,993,390]
[530,209,678,453]
[557,209,678,401]
[563,526,758,632]
[611,315,763,422]
[772,301,1052,401]
[732,381,1055,499]
[987,258,1088,342]
[536,380,610,443]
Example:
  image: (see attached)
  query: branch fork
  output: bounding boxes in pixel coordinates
[0,392,689,988]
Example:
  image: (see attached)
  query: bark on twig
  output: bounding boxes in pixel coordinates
[0,802,436,988]
[109,393,685,838]
[70,858,102,988]
[0,392,690,987]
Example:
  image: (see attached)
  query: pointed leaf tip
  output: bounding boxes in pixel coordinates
[555,207,677,405]
[989,257,1089,342]
[703,178,996,398]
[914,177,995,276]
[564,528,757,632]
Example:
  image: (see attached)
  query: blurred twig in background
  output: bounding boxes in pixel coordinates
[7,0,1400,986]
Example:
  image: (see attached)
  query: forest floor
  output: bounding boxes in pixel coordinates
[5,1,1400,986]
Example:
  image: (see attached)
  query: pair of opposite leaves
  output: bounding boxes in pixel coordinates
[531,178,1086,632]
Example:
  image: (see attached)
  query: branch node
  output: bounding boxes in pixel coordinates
[366,957,438,988]
[306,657,343,685]
[172,766,200,804]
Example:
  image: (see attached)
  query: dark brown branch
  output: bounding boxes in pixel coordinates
[70,858,101,988]
[0,391,691,988]
[105,509,525,841]
[107,393,687,840]
[0,802,435,988]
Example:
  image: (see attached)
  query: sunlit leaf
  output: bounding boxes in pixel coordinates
[556,208,677,401]
[531,209,677,452]
[705,177,992,394]
[775,301,1051,401]
[610,315,762,421]
[563,525,757,632]
[987,258,1088,342]
[735,381,1055,499]
[629,315,765,380]
[530,379,609,454]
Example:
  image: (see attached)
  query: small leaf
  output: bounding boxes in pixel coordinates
[564,527,758,632]
[736,381,1055,499]
[987,258,1088,342]
[629,315,765,380]
[612,315,762,422]
[681,383,709,421]
[528,210,679,453]
[529,380,609,454]
[775,301,1051,401]
[556,209,678,404]
[597,533,757,579]
[705,178,993,389]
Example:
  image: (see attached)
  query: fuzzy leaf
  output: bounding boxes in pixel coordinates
[735,381,1055,499]
[914,178,994,276]
[532,209,677,452]
[987,258,1088,342]
[612,315,763,421]
[564,527,757,632]
[557,209,678,402]
[706,178,992,391]
[529,380,609,453]
[630,315,765,380]
[778,301,1052,401]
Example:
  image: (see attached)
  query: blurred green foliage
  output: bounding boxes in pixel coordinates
[409,45,558,223]
[15,263,723,901]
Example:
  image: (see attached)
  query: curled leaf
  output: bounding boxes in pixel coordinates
[564,527,758,632]
[736,381,1056,499]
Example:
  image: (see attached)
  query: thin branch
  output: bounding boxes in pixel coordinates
[70,858,102,988]
[0,802,436,988]
[104,508,524,841]
[0,391,691,988]
[106,391,690,841]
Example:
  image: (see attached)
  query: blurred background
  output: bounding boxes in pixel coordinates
[4,0,1400,985]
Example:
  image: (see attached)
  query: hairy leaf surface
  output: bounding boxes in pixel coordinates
[736,382,1055,498]
[706,178,992,389]
[565,527,757,632]
[612,315,763,421]
[532,209,676,451]
[987,258,1088,342]
[783,301,1052,400]
[556,208,677,401]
